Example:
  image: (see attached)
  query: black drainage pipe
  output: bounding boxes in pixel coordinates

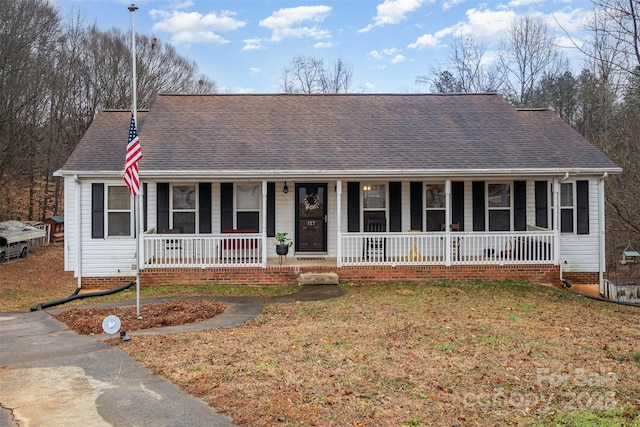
[30,281,136,312]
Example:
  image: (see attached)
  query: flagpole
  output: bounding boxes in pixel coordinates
[129,3,141,318]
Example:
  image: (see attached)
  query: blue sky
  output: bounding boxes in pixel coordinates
[56,0,594,93]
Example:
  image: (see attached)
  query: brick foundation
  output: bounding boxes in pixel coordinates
[80,264,569,289]
[561,271,600,286]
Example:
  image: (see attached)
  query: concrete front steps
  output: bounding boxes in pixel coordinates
[298,272,339,285]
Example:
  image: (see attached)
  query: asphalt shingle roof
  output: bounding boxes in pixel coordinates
[60,93,620,176]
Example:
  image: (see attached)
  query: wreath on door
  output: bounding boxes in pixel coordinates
[304,192,320,211]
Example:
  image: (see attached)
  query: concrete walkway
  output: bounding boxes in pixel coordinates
[0,285,343,427]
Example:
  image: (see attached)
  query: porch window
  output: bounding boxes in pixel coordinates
[488,183,511,231]
[363,184,386,230]
[425,184,445,231]
[172,184,196,233]
[236,184,260,230]
[560,182,574,233]
[107,186,131,236]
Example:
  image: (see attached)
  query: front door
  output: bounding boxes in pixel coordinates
[295,183,327,252]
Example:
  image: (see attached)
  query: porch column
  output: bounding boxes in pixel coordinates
[336,180,342,267]
[444,179,452,266]
[553,178,560,265]
[262,180,268,267]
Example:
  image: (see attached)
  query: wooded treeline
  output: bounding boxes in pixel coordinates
[0,0,216,222]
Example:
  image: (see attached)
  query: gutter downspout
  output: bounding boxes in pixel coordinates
[599,172,608,292]
[74,175,82,290]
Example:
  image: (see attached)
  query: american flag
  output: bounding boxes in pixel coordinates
[124,113,141,196]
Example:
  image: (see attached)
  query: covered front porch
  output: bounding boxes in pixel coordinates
[140,228,556,269]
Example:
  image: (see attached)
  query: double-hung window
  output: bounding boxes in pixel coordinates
[107,186,131,236]
[363,183,386,230]
[488,183,511,231]
[236,184,260,230]
[425,184,445,231]
[560,182,574,233]
[172,184,196,233]
[556,181,590,234]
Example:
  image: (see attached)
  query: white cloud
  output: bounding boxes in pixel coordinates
[407,33,439,49]
[314,41,334,48]
[150,9,246,45]
[259,6,333,43]
[249,67,261,75]
[243,38,264,51]
[508,0,544,7]
[368,47,407,65]
[260,5,332,29]
[442,0,466,11]
[270,26,331,42]
[359,0,431,32]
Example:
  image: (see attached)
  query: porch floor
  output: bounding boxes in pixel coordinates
[266,256,337,268]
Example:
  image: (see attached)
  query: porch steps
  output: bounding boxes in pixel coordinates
[298,272,340,286]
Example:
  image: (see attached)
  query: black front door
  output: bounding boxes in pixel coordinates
[295,183,327,252]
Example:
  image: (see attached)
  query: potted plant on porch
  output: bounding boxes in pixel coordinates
[275,232,293,256]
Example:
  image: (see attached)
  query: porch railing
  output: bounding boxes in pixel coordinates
[141,230,555,268]
[339,231,555,266]
[142,233,264,268]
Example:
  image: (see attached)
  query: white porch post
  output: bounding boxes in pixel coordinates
[444,179,452,266]
[336,180,342,267]
[262,180,268,267]
[553,178,560,265]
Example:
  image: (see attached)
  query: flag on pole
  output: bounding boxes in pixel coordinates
[124,113,141,196]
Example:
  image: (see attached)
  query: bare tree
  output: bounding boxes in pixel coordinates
[280,55,353,93]
[417,34,505,93]
[500,16,565,107]
[320,58,353,93]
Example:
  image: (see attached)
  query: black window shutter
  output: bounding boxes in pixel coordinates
[514,180,527,231]
[410,182,423,231]
[91,183,104,238]
[157,183,169,233]
[577,180,590,235]
[267,182,276,237]
[534,181,548,228]
[472,181,485,231]
[220,182,234,231]
[143,182,148,232]
[451,181,464,231]
[347,182,360,232]
[199,182,212,234]
[389,182,402,232]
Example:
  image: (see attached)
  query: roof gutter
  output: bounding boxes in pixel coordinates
[135,167,622,180]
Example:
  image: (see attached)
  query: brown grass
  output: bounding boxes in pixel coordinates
[0,245,77,312]
[4,245,640,426]
[115,282,640,426]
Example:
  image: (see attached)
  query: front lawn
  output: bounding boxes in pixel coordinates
[116,281,640,426]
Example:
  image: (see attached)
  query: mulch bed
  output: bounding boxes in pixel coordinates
[54,300,226,335]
